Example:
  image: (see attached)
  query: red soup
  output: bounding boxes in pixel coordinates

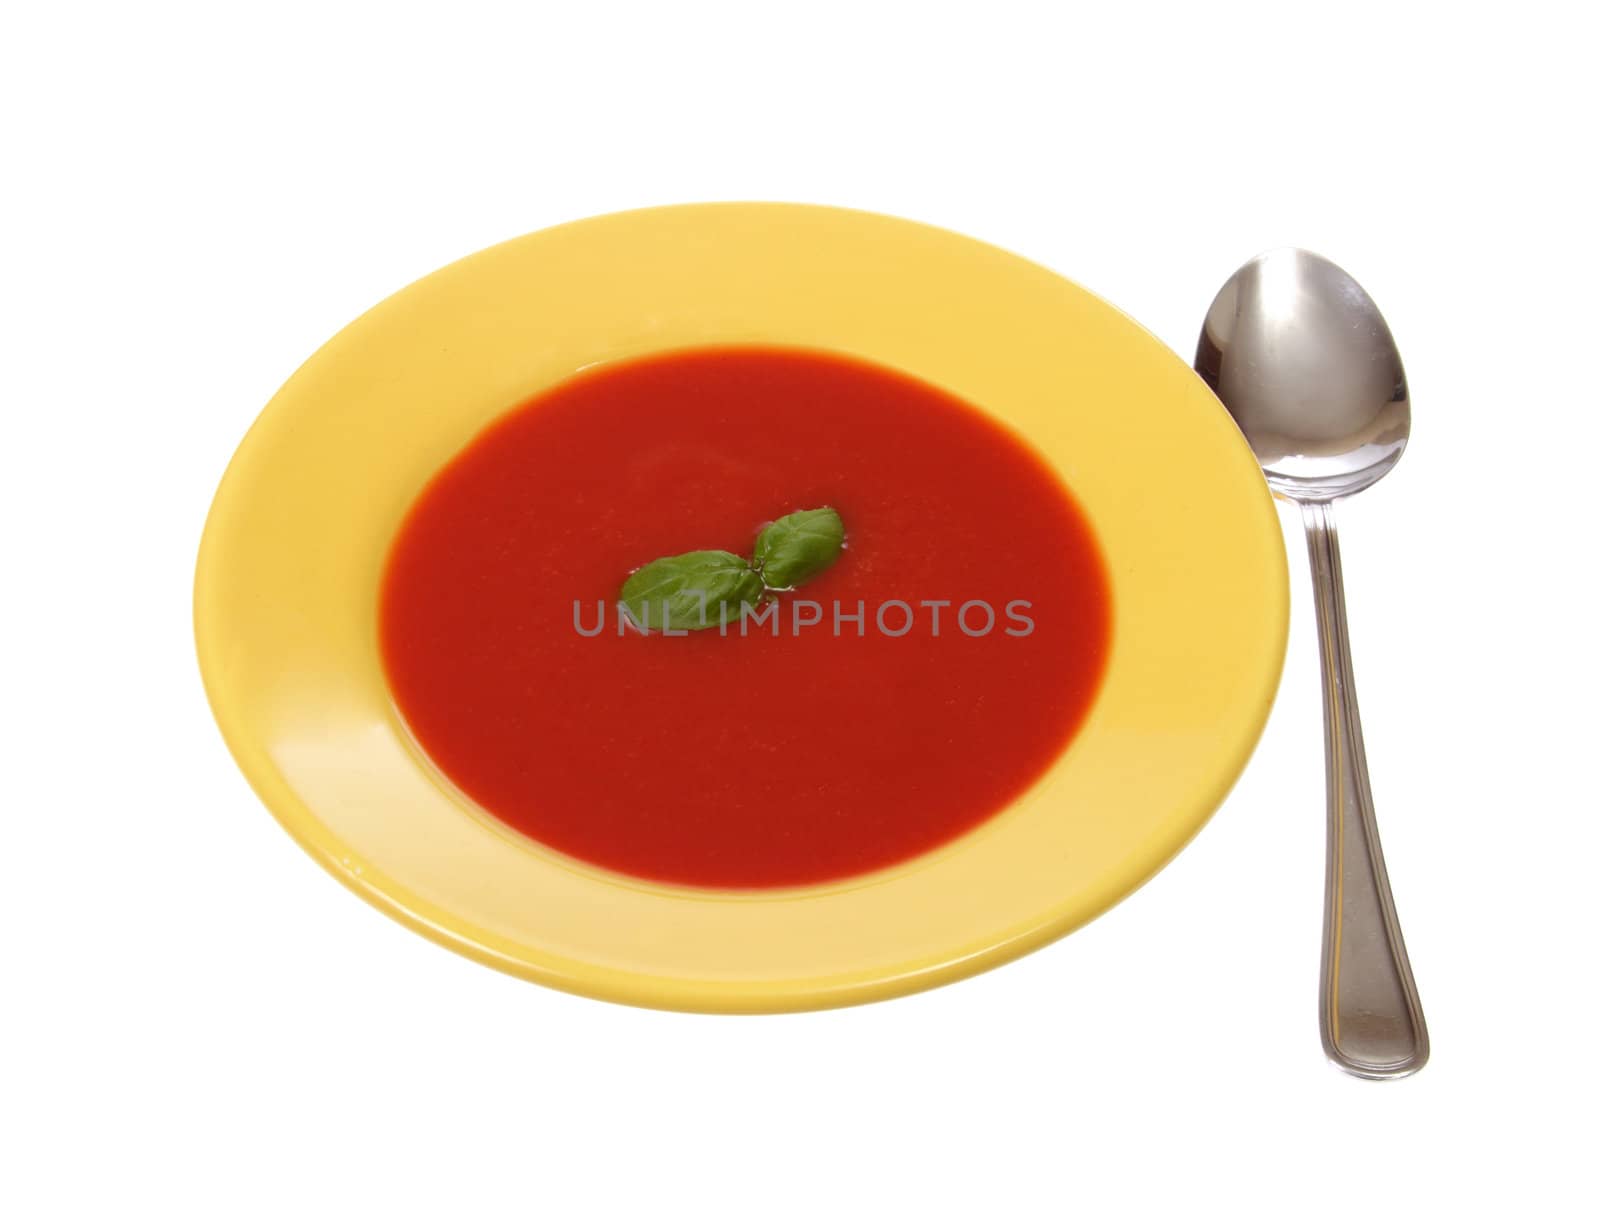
[381,347,1111,888]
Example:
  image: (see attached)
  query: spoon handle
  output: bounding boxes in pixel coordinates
[1302,501,1429,1078]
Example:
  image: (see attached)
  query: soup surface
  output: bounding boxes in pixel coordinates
[380,347,1111,888]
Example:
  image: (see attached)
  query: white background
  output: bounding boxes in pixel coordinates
[5,3,1596,1223]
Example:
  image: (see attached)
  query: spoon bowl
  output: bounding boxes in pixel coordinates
[1196,248,1410,501]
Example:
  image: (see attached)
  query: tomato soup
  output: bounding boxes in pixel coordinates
[380,347,1111,888]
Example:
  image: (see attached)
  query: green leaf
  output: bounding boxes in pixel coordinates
[753,507,845,590]
[619,550,766,632]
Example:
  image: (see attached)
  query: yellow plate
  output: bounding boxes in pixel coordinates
[195,203,1287,1012]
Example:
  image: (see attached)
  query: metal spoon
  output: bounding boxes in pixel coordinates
[1196,248,1428,1078]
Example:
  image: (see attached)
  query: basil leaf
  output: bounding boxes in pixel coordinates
[619,550,766,632]
[753,507,844,590]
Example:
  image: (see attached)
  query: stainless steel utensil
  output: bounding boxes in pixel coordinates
[1197,248,1428,1078]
